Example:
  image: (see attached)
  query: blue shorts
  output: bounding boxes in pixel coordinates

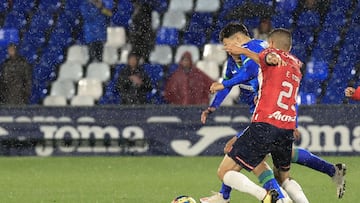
[228,122,294,172]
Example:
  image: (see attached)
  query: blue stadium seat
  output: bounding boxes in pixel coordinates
[297,10,320,28]
[111,0,133,28]
[0,28,19,47]
[299,78,322,97]
[12,0,36,13]
[298,92,316,105]
[322,78,347,104]
[182,31,207,47]
[323,10,347,28]
[291,42,307,63]
[63,0,82,13]
[219,0,245,19]
[29,10,55,31]
[304,59,328,81]
[40,45,65,67]
[3,11,27,29]
[243,17,260,31]
[156,27,179,47]
[38,0,62,13]
[143,63,166,104]
[98,64,125,105]
[292,27,314,48]
[271,11,293,28]
[328,0,352,12]
[0,2,9,12]
[188,12,213,33]
[0,48,7,64]
[275,0,298,13]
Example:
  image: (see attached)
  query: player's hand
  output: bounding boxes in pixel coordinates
[201,107,216,124]
[210,82,225,94]
[224,43,247,55]
[266,52,287,66]
[224,136,237,154]
[293,128,301,140]
[345,87,355,97]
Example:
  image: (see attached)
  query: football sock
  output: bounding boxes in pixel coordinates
[282,178,309,203]
[223,170,267,201]
[258,169,285,198]
[292,147,336,177]
[219,183,231,200]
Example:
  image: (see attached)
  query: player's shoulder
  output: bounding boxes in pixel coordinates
[244,39,268,52]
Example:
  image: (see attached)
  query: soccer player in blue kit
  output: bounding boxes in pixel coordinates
[200,23,346,203]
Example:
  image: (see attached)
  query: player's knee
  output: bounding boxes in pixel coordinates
[217,167,226,181]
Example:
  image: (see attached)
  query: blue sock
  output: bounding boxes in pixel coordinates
[219,183,231,200]
[258,170,285,198]
[292,147,335,177]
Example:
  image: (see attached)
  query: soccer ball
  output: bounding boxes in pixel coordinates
[171,195,197,203]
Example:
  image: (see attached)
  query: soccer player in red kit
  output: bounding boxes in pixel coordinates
[213,28,308,203]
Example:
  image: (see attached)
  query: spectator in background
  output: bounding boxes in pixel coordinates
[0,43,32,105]
[116,52,152,105]
[252,17,273,40]
[128,1,155,62]
[80,0,112,62]
[164,51,214,105]
[345,86,360,100]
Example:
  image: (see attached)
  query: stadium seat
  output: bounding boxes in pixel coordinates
[297,10,320,28]
[58,62,83,82]
[43,95,67,106]
[202,44,227,65]
[304,59,328,81]
[195,0,220,12]
[188,12,213,33]
[70,95,95,106]
[12,0,36,13]
[174,45,200,64]
[162,11,187,29]
[298,92,317,105]
[38,0,62,13]
[29,10,55,31]
[77,78,103,100]
[0,29,19,47]
[196,60,220,80]
[118,44,132,64]
[86,62,111,83]
[143,63,166,104]
[105,27,126,48]
[156,27,179,47]
[168,0,193,12]
[102,45,119,65]
[50,79,76,99]
[271,11,294,28]
[3,11,27,29]
[152,11,160,30]
[66,45,89,65]
[98,64,124,105]
[111,0,133,28]
[275,0,298,12]
[323,10,347,28]
[182,31,207,47]
[149,45,173,65]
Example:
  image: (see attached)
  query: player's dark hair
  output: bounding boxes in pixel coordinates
[219,22,250,42]
[268,28,292,51]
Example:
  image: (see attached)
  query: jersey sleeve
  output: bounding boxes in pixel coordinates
[222,60,258,88]
[352,86,360,100]
[209,87,232,108]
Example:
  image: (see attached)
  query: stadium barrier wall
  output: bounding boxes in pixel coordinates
[0,105,359,156]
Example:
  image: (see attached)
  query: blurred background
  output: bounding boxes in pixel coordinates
[0,0,359,107]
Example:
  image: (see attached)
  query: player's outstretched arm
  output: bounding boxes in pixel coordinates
[224,43,260,64]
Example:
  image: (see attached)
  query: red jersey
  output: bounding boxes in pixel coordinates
[351,86,360,101]
[252,48,303,129]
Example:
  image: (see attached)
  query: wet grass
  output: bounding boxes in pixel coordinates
[0,156,357,203]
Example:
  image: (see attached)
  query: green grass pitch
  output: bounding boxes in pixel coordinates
[0,156,357,203]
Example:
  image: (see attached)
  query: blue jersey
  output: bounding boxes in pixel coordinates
[210,39,267,114]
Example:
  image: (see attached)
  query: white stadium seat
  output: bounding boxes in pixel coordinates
[70,95,95,106]
[77,78,103,100]
[86,62,111,83]
[174,45,200,64]
[196,60,220,81]
[50,79,76,100]
[66,45,89,65]
[195,0,220,12]
[105,26,126,48]
[58,62,83,82]
[149,45,173,65]
[202,43,227,65]
[43,95,67,106]
[168,0,193,12]
[162,11,187,29]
